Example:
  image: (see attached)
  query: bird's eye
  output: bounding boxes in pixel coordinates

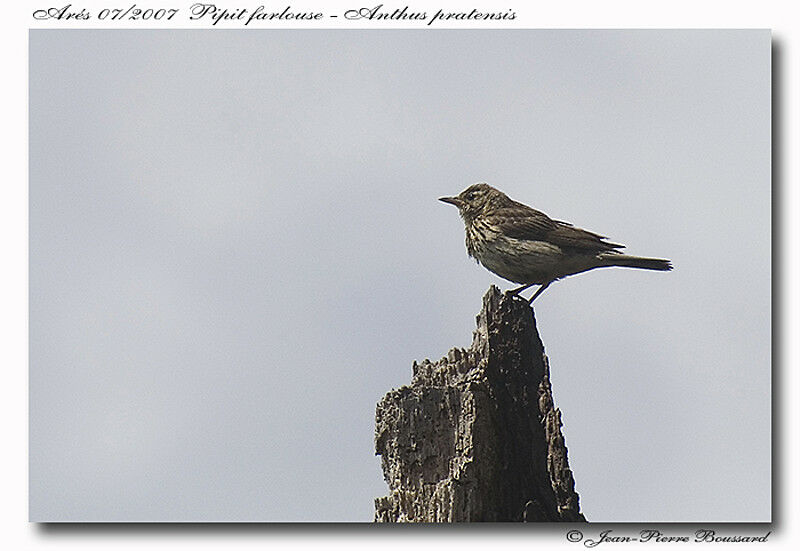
[465,191,477,200]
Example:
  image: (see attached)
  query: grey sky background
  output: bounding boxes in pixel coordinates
[29,30,770,522]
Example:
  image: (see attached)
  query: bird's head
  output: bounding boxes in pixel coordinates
[439,183,510,222]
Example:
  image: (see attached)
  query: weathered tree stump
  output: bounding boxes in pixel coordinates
[374,286,586,522]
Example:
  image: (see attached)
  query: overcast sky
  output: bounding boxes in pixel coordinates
[29,29,770,522]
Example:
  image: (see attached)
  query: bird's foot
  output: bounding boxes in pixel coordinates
[506,283,535,298]
[527,281,554,304]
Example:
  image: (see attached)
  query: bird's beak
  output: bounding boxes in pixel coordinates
[439,196,462,207]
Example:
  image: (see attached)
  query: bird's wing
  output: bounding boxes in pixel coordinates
[547,223,624,253]
[488,205,559,241]
[490,203,624,254]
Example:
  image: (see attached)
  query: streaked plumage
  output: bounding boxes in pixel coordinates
[439,183,672,302]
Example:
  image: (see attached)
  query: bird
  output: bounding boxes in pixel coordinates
[439,183,672,303]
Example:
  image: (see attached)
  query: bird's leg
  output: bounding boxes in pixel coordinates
[506,282,535,297]
[528,281,554,304]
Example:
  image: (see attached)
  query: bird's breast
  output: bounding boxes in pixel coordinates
[465,221,572,284]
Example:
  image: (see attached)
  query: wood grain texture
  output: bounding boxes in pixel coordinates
[374,287,586,522]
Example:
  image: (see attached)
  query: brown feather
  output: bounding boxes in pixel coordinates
[488,203,623,254]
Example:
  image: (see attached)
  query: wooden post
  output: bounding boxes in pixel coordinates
[374,286,586,522]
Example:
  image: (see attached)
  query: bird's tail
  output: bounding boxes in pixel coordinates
[599,253,673,271]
